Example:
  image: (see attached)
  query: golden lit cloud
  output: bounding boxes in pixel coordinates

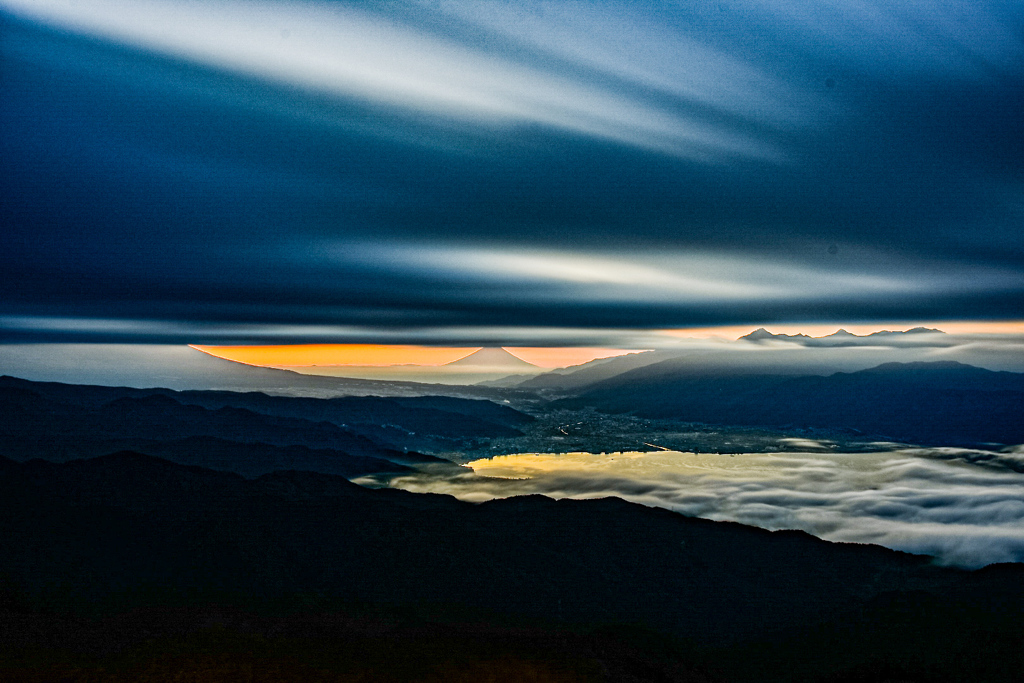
[464,450,794,480]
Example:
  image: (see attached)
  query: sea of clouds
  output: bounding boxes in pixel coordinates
[369,444,1024,568]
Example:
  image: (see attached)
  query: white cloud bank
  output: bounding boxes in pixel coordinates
[372,446,1024,568]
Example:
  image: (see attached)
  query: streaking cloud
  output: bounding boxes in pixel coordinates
[426,0,816,128]
[325,241,1023,306]
[0,0,786,161]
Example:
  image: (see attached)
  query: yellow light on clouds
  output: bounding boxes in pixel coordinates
[465,450,797,480]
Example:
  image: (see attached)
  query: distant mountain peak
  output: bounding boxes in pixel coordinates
[739,329,811,341]
[855,360,976,373]
[870,327,945,336]
[742,328,774,340]
[445,347,537,369]
[741,327,947,344]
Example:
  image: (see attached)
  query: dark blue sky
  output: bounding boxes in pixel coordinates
[2,0,1023,345]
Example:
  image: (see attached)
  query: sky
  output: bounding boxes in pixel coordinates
[2,0,1024,353]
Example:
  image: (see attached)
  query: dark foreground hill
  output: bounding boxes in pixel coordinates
[2,452,1023,682]
[0,375,533,475]
[559,361,1024,446]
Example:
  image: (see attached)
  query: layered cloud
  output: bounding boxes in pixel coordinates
[1,0,1023,340]
[0,0,801,160]
[373,446,1024,568]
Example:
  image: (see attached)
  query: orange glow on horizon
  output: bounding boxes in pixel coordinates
[192,344,639,369]
[192,344,471,367]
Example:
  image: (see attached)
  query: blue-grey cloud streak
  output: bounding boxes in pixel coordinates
[2,0,1023,341]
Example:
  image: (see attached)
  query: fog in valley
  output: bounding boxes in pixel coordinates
[371,443,1024,568]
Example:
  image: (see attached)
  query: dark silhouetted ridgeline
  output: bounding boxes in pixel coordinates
[1,452,1023,681]
[558,361,1024,446]
[0,375,533,474]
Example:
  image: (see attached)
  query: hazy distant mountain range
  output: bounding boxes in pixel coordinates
[554,360,1024,446]
[739,327,946,345]
[0,343,534,397]
[499,326,1024,397]
[477,331,1024,446]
